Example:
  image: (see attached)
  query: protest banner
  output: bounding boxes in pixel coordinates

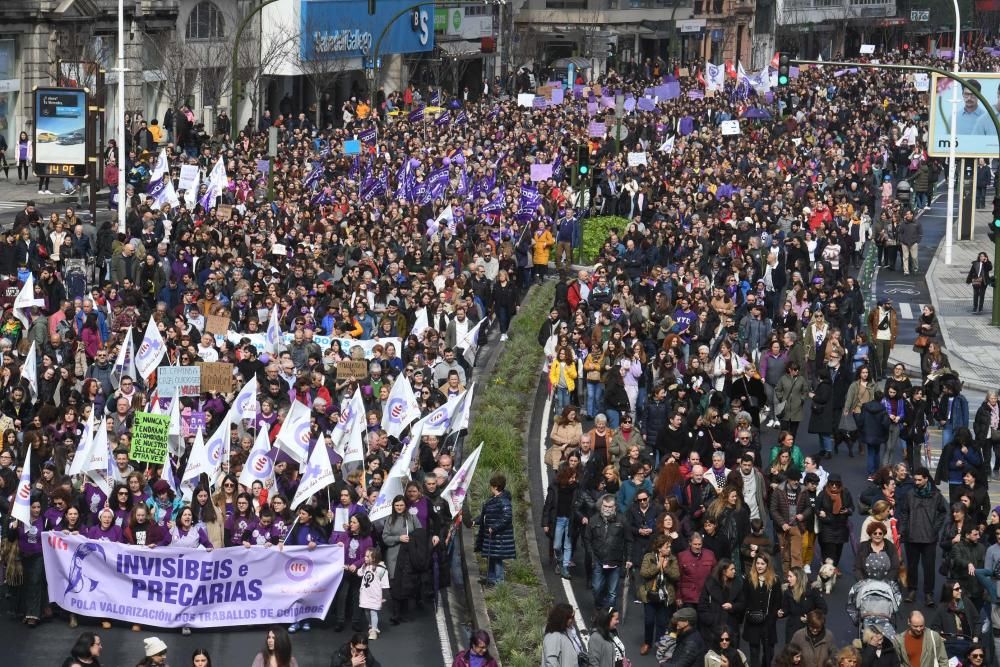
[205,314,231,335]
[130,412,171,464]
[530,163,553,181]
[42,533,344,628]
[199,362,233,393]
[217,204,233,221]
[720,120,741,136]
[178,165,199,193]
[157,366,201,398]
[337,360,369,380]
[182,410,206,439]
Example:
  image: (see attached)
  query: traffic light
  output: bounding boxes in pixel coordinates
[368,0,375,15]
[577,144,590,177]
[777,52,790,87]
[989,198,1000,242]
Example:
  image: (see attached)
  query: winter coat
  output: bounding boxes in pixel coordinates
[697,576,746,640]
[637,549,679,605]
[625,504,658,564]
[897,485,948,545]
[475,490,515,560]
[643,397,671,443]
[451,649,498,667]
[780,587,828,641]
[381,512,420,578]
[769,481,812,532]
[815,488,855,543]
[676,547,717,605]
[898,218,923,246]
[949,540,987,601]
[860,639,901,667]
[774,373,808,423]
[853,539,901,582]
[329,642,382,667]
[542,631,581,667]
[585,511,628,566]
[661,627,706,667]
[858,399,891,446]
[740,578,781,644]
[389,526,430,601]
[892,629,948,667]
[789,627,835,667]
[807,377,836,435]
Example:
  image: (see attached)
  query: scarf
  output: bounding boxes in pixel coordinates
[915,482,933,498]
[825,484,843,515]
[712,467,727,487]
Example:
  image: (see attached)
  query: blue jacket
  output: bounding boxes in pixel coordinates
[945,394,970,430]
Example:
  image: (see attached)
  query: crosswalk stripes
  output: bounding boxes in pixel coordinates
[894,303,927,320]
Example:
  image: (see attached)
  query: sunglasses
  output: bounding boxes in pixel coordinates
[719,637,731,643]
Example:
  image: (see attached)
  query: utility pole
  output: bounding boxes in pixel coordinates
[116,0,126,232]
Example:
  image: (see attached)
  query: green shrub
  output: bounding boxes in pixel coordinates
[467,281,555,666]
[580,215,628,264]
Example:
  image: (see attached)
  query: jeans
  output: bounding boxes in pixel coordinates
[974,284,988,312]
[643,600,671,644]
[496,305,512,334]
[486,557,505,584]
[606,409,621,429]
[906,541,937,595]
[586,382,604,418]
[975,567,998,603]
[866,442,881,475]
[915,190,929,209]
[592,563,621,609]
[943,426,956,450]
[553,516,573,569]
[818,433,833,456]
[554,387,571,415]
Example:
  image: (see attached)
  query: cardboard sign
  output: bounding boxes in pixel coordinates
[205,314,231,335]
[178,165,199,194]
[157,366,201,398]
[337,359,369,380]
[217,204,233,221]
[588,121,606,138]
[720,120,741,136]
[198,362,234,394]
[679,67,690,77]
[860,44,876,55]
[536,86,552,99]
[130,412,171,464]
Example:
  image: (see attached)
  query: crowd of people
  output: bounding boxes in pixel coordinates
[534,47,1000,667]
[0,34,996,667]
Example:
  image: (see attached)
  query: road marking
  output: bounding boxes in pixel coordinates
[435,601,454,666]
[539,391,589,635]
[899,303,913,319]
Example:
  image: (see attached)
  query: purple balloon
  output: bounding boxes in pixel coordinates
[453,154,465,165]
[442,157,451,167]
[409,158,420,168]
[259,353,270,364]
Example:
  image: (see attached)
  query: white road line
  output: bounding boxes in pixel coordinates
[899,303,913,319]
[435,600,454,666]
[539,391,589,634]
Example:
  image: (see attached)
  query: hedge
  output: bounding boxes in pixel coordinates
[579,215,629,264]
[467,280,555,667]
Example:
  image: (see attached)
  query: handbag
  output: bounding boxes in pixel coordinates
[774,400,786,418]
[839,412,858,432]
[746,586,770,624]
[914,335,931,349]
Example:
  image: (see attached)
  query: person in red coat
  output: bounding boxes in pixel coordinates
[676,532,717,606]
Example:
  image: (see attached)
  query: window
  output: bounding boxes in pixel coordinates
[186,2,225,40]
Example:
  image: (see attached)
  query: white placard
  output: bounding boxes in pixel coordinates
[178,164,199,193]
[517,93,535,108]
[913,73,929,92]
[720,120,741,136]
[626,152,647,166]
[860,44,876,55]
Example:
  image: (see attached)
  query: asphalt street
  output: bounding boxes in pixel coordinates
[528,195,989,662]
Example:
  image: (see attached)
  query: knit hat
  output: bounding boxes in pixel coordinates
[144,637,168,657]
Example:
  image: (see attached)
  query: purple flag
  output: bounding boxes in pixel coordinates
[359,126,377,145]
[408,106,425,123]
[427,166,450,200]
[480,186,506,214]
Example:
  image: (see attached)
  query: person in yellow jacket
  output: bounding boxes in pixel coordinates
[149,119,164,145]
[532,220,555,283]
[548,347,577,415]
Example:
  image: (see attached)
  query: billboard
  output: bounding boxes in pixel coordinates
[300,0,434,61]
[927,72,1000,158]
[33,87,88,178]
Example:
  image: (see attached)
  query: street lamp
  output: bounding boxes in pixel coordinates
[944,0,961,265]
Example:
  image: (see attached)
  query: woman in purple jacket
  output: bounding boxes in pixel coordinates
[85,507,124,542]
[283,505,328,633]
[9,492,46,626]
[331,513,374,632]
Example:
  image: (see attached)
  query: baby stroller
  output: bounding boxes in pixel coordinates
[847,578,902,640]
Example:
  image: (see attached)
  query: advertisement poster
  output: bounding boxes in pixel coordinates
[927,73,1000,158]
[34,88,87,166]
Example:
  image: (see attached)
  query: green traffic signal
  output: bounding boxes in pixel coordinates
[778,74,789,86]
[579,165,589,175]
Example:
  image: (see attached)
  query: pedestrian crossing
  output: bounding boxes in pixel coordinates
[893,303,927,319]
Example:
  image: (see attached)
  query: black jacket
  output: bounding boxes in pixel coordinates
[696,576,745,640]
[330,642,383,667]
[585,511,629,566]
[815,488,855,543]
[662,626,705,667]
[897,485,948,544]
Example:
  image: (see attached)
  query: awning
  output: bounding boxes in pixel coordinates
[550,56,591,70]
[438,40,483,58]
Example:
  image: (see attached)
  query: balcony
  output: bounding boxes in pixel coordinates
[732,0,755,12]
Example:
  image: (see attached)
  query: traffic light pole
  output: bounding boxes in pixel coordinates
[790,59,1000,326]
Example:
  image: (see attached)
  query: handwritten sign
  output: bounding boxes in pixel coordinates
[588,122,606,138]
[131,412,171,464]
[157,366,201,398]
[720,120,741,136]
[337,360,369,380]
[205,314,230,335]
[516,93,535,108]
[198,362,233,394]
[627,152,648,167]
[217,204,233,221]
[178,165,199,194]
[860,44,876,55]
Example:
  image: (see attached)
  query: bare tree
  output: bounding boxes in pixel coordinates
[234,19,296,123]
[297,14,356,126]
[144,32,194,111]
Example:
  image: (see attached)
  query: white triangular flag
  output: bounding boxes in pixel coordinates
[204,411,231,477]
[134,317,166,381]
[441,443,483,517]
[13,275,44,329]
[11,448,32,525]
[369,421,424,522]
[411,309,429,340]
[330,388,365,456]
[84,424,112,496]
[274,400,311,464]
[67,408,95,476]
[239,426,274,489]
[449,381,475,434]
[183,170,201,210]
[266,306,282,354]
[111,326,135,389]
[167,390,184,457]
[230,376,258,423]
[22,341,37,399]
[291,434,335,510]
[181,427,212,501]
[383,375,421,439]
[458,318,485,366]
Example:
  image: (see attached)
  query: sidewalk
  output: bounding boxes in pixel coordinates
[890,208,1000,393]
[0,176,87,209]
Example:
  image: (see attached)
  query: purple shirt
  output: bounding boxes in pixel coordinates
[85,524,124,542]
[82,483,108,518]
[18,518,45,556]
[225,515,256,546]
[333,532,373,569]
